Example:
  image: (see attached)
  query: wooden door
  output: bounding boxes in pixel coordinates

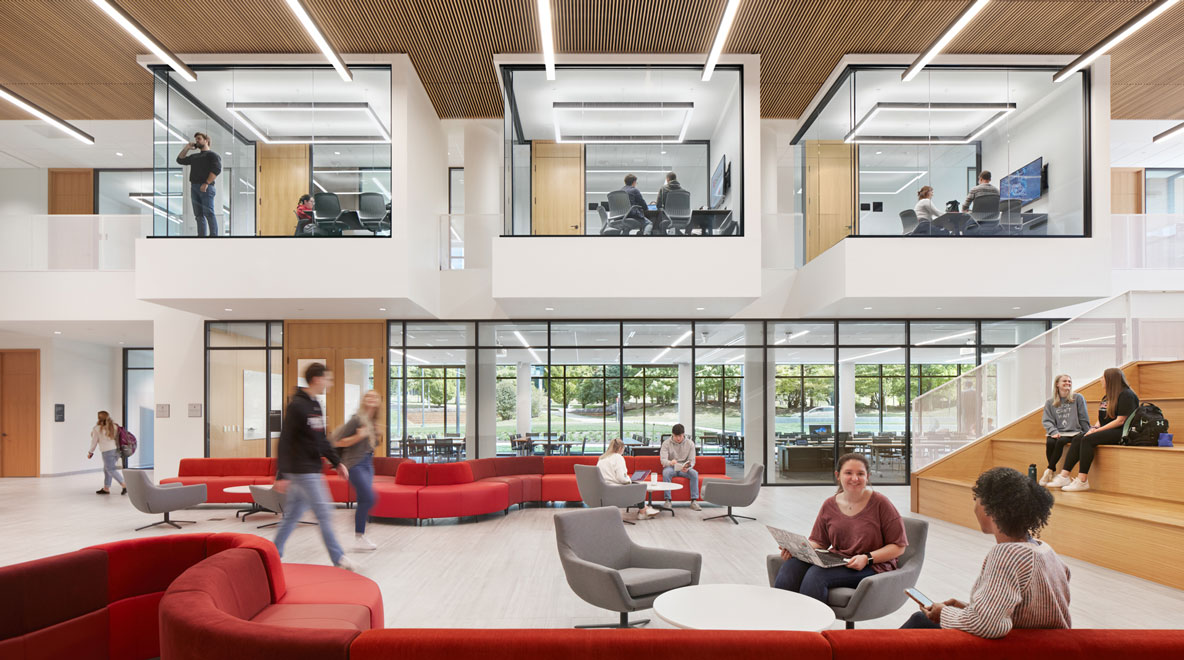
[804,140,855,262]
[0,351,40,477]
[48,169,94,214]
[257,144,310,236]
[531,141,584,235]
[1111,168,1144,214]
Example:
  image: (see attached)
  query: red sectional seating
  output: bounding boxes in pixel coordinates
[0,532,381,660]
[164,455,730,521]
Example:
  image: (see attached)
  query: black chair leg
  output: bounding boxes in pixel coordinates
[137,511,195,532]
[846,621,855,630]
[702,506,756,524]
[576,612,649,629]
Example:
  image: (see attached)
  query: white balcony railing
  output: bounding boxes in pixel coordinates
[0,214,150,271]
[1113,214,1184,269]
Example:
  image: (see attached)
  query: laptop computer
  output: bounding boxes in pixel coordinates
[766,525,849,568]
[630,470,652,482]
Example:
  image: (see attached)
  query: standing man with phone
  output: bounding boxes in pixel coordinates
[176,132,222,236]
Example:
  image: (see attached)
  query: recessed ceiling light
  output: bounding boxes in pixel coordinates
[53,331,62,335]
[379,307,387,311]
[224,308,233,312]
[696,307,705,311]
[545,307,555,311]
[118,341,125,345]
[936,307,943,310]
[661,150,667,154]
[334,151,341,155]
[875,151,882,155]
[863,306,873,310]
[115,151,123,156]
[1012,306,1021,310]
[224,151,232,156]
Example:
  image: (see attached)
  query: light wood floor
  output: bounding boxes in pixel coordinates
[3,472,1181,630]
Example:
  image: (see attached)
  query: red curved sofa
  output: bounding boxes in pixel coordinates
[166,455,731,522]
[0,532,381,660]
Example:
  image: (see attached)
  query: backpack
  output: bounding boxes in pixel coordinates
[1123,402,1169,447]
[117,425,138,458]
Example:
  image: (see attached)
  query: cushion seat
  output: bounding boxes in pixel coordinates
[370,483,421,519]
[281,564,384,629]
[252,603,371,631]
[828,588,854,608]
[163,476,255,503]
[480,476,524,505]
[617,567,694,598]
[541,474,582,502]
[418,481,510,518]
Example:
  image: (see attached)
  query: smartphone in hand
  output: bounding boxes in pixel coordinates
[905,587,934,609]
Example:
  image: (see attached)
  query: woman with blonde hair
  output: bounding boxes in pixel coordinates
[334,390,382,550]
[87,411,126,495]
[1039,374,1090,486]
[914,185,940,222]
[1050,368,1138,491]
[598,437,656,519]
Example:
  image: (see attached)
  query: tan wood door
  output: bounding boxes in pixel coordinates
[48,169,94,214]
[804,140,855,262]
[257,144,310,236]
[0,351,40,477]
[532,141,584,235]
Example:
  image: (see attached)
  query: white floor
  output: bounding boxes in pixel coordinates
[3,471,1181,630]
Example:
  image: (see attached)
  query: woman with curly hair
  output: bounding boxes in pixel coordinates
[901,467,1070,637]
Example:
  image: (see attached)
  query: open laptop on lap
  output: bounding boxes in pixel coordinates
[630,470,652,482]
[767,525,850,568]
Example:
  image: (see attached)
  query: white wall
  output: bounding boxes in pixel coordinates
[151,308,208,481]
[0,169,49,269]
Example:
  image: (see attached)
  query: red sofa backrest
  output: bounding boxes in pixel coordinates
[167,549,272,619]
[543,456,599,474]
[373,456,407,477]
[494,456,544,476]
[177,457,275,477]
[630,455,725,474]
[467,458,498,480]
[0,548,110,660]
[427,461,475,485]
[396,461,428,486]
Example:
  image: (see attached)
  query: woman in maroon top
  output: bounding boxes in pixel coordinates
[774,453,909,603]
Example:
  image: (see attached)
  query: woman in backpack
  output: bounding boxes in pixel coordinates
[87,411,126,495]
[333,390,382,551]
[1049,368,1139,492]
[1038,374,1090,486]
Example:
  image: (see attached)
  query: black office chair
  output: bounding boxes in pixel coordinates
[899,209,919,235]
[312,192,348,236]
[662,189,693,235]
[999,199,1022,227]
[965,194,1003,236]
[358,192,387,234]
[606,190,646,235]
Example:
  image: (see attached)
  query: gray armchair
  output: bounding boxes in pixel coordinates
[765,517,928,628]
[574,464,647,525]
[555,506,701,628]
[702,463,764,524]
[247,484,317,530]
[125,469,207,531]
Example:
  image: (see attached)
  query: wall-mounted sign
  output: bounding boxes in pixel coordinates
[54,404,64,422]
[188,403,203,418]
[156,404,170,419]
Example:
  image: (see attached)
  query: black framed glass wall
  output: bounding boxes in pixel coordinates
[123,349,154,469]
[205,322,283,458]
[389,323,476,460]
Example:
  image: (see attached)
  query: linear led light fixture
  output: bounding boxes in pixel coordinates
[226,102,390,144]
[703,0,742,81]
[390,349,429,364]
[844,102,1016,144]
[238,178,255,191]
[902,0,991,82]
[839,347,901,363]
[283,0,352,82]
[651,330,693,364]
[537,0,556,80]
[127,193,181,224]
[91,0,196,82]
[553,102,693,144]
[1054,0,1180,82]
[914,329,976,346]
[371,177,390,197]
[0,85,95,144]
[513,330,543,363]
[153,116,187,143]
[313,179,327,193]
[774,330,810,345]
[859,170,928,195]
[1153,121,1184,144]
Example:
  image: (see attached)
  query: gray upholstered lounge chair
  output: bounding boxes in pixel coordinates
[574,464,647,524]
[555,506,701,628]
[248,484,318,529]
[125,469,207,531]
[766,517,929,628]
[702,463,764,524]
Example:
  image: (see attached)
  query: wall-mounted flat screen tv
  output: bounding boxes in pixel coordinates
[1000,157,1043,204]
[709,155,728,208]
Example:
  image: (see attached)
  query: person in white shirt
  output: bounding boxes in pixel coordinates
[87,411,126,495]
[914,185,940,222]
[597,438,657,519]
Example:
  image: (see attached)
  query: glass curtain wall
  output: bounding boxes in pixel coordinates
[205,322,283,457]
[123,349,154,468]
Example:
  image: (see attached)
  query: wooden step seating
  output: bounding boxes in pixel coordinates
[913,360,1184,590]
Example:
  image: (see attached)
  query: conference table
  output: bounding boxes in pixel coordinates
[653,584,835,630]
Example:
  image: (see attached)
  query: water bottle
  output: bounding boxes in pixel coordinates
[1028,464,1038,482]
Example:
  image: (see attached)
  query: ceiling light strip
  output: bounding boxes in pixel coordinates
[902,0,992,82]
[845,103,1016,144]
[1054,0,1180,82]
[537,0,556,80]
[1152,121,1184,144]
[284,0,352,81]
[91,0,196,82]
[703,0,742,82]
[0,85,95,144]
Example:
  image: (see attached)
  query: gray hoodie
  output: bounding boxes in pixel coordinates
[1041,393,1090,437]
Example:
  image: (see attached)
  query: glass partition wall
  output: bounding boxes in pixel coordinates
[204,319,1061,483]
[793,65,1088,260]
[153,65,392,237]
[501,65,743,236]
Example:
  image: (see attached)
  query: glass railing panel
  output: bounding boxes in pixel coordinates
[0,215,149,271]
[1112,214,1184,269]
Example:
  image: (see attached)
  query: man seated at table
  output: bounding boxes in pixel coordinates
[660,424,700,510]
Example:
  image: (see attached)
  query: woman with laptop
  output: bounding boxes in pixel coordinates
[773,453,908,603]
[597,438,658,520]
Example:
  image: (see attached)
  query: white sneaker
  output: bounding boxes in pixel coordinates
[637,509,651,520]
[1038,469,1054,486]
[334,556,359,572]
[1046,474,1072,488]
[354,535,377,551]
[690,500,702,511]
[1061,479,1090,492]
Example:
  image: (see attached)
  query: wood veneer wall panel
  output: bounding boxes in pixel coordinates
[48,169,94,215]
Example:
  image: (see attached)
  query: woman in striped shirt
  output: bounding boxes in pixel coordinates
[901,467,1071,638]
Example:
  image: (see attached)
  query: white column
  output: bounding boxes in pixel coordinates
[678,362,693,430]
[152,308,209,480]
[516,361,532,436]
[743,325,765,473]
[839,362,856,434]
[463,120,502,269]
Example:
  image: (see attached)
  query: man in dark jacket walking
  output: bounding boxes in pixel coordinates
[274,362,355,571]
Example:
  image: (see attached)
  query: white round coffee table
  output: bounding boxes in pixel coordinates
[222,484,271,520]
[653,584,836,631]
[644,481,682,516]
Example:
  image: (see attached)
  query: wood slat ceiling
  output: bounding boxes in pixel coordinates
[0,0,1181,122]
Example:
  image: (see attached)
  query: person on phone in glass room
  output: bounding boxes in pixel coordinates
[901,467,1070,637]
[773,453,907,603]
[176,132,222,236]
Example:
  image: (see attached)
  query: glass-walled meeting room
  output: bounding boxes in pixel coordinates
[502,65,743,236]
[793,64,1088,262]
[152,65,392,237]
[205,318,1058,486]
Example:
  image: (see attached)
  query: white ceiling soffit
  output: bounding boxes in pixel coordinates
[1111,119,1184,168]
[844,102,1016,144]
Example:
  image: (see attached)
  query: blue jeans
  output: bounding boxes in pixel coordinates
[774,557,875,604]
[101,449,125,488]
[274,473,344,564]
[901,610,942,629]
[348,457,377,534]
[662,466,699,500]
[191,183,218,236]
